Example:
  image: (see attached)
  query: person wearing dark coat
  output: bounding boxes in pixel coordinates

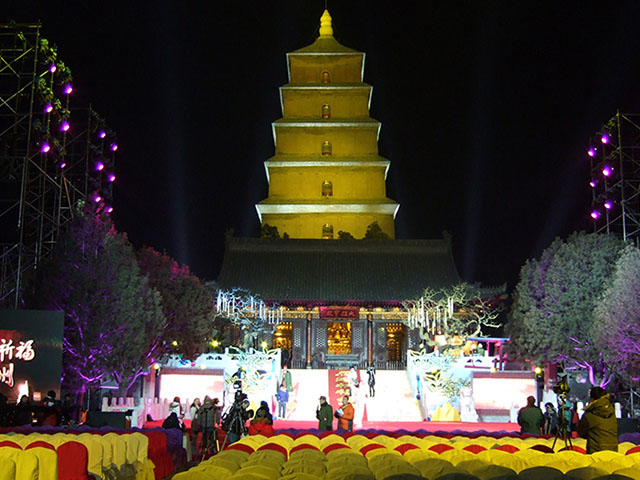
[518,396,544,435]
[197,396,221,455]
[316,396,333,430]
[162,411,183,430]
[14,395,32,426]
[577,386,618,454]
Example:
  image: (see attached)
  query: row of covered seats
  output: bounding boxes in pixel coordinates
[173,432,640,480]
[0,431,157,480]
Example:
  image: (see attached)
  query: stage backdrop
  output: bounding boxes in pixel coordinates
[0,309,64,402]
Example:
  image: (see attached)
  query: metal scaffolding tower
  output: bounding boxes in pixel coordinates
[0,22,117,308]
[588,110,640,245]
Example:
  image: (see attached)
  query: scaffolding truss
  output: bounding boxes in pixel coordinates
[589,110,640,245]
[0,22,116,308]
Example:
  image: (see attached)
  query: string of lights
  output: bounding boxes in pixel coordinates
[587,111,640,245]
[0,22,117,307]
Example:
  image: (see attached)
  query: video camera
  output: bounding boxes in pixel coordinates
[553,376,571,397]
[221,389,252,436]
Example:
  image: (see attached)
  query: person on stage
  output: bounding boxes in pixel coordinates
[275,383,289,420]
[367,363,376,397]
[316,396,333,430]
[335,395,354,432]
[281,365,293,392]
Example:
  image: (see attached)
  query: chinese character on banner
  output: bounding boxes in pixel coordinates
[15,340,35,361]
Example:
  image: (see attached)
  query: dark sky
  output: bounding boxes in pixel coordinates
[8,2,640,289]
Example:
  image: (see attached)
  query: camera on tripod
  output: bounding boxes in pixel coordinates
[221,389,253,437]
[553,375,571,399]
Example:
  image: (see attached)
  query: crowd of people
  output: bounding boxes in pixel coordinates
[0,390,78,427]
[517,386,619,453]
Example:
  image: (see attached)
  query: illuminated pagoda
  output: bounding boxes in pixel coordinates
[216,10,468,369]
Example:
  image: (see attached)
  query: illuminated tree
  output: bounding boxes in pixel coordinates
[507,232,625,386]
[405,282,504,351]
[137,247,215,358]
[32,212,165,395]
[215,288,282,349]
[592,245,640,378]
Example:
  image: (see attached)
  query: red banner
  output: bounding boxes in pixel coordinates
[319,306,360,320]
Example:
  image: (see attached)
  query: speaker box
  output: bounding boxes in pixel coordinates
[85,411,127,429]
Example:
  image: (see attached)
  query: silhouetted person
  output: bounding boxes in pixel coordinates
[577,386,618,453]
[518,396,543,435]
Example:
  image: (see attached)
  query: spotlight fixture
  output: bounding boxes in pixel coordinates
[99,130,106,139]
[93,195,102,203]
[589,180,597,188]
[60,162,66,169]
[41,143,50,153]
[49,64,57,73]
[604,200,612,210]
[108,173,116,182]
[111,144,118,152]
[60,121,70,132]
[95,161,104,171]
[45,104,53,113]
[63,84,73,95]
[106,206,113,214]
[591,210,600,220]
[588,147,596,157]
[601,133,610,144]
[602,165,612,177]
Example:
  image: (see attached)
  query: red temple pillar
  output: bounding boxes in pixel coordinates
[367,313,373,366]
[306,312,312,368]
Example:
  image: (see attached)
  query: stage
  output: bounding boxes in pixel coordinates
[145,418,520,436]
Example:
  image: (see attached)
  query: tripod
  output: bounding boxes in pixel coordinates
[551,395,573,450]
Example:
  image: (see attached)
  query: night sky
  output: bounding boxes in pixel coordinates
[7,2,640,289]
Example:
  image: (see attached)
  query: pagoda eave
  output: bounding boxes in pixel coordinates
[255,202,400,222]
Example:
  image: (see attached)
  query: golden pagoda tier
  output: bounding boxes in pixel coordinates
[256,10,399,239]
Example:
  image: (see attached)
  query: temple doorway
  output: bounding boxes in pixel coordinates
[386,322,406,363]
[273,322,292,365]
[327,322,351,354]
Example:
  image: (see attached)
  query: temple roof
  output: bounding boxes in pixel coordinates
[290,10,361,55]
[215,236,465,305]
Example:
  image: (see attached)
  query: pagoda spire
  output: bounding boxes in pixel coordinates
[319,9,333,37]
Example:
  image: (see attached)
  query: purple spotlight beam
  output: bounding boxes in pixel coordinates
[64,84,73,95]
[601,133,609,144]
[602,165,612,177]
[588,147,596,157]
[591,210,600,220]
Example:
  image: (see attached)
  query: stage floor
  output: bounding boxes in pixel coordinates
[145,419,520,434]
[272,419,520,434]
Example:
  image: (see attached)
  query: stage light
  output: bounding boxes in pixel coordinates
[153,363,160,370]
[604,200,612,210]
[589,180,596,188]
[41,143,50,153]
[63,84,73,95]
[534,366,543,375]
[602,165,612,177]
[49,64,57,73]
[106,206,113,214]
[591,210,600,219]
[111,144,118,152]
[108,173,116,182]
[45,104,53,113]
[588,147,596,157]
[96,161,104,171]
[61,121,70,132]
[211,340,219,348]
[601,133,610,144]
[99,130,106,139]
[172,340,178,347]
[261,341,268,349]
[60,162,66,169]
[93,195,102,203]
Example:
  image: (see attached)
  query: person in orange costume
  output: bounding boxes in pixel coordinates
[337,395,355,432]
